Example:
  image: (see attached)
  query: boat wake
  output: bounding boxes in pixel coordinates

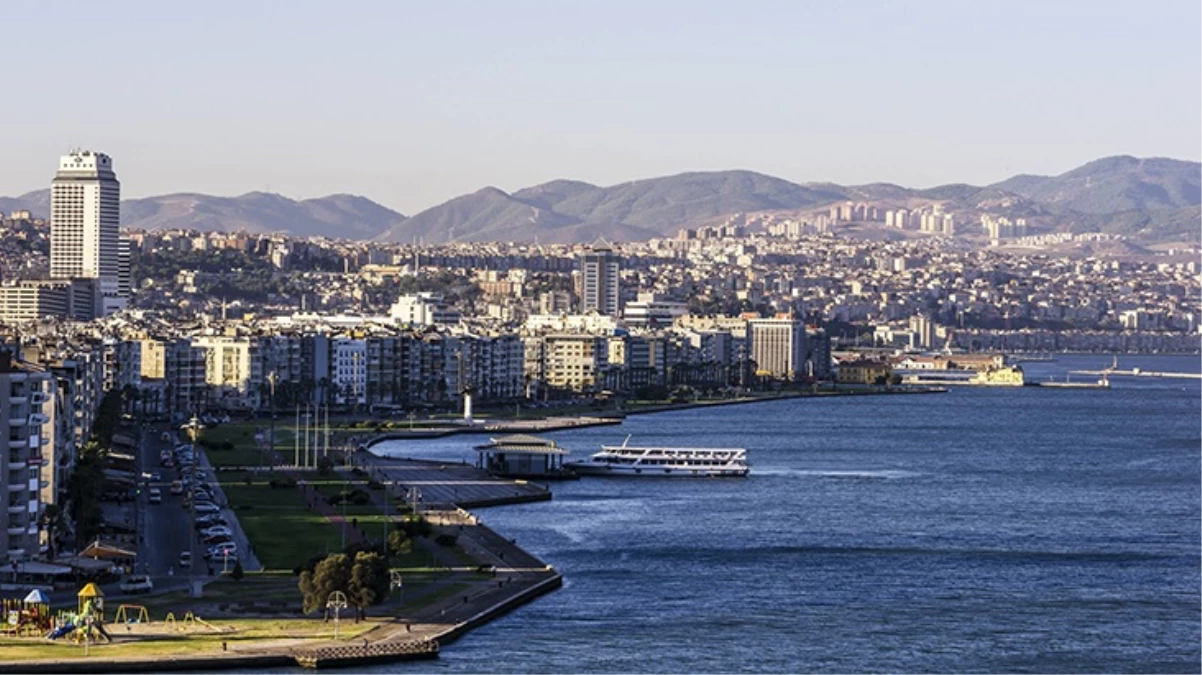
[755,468,921,480]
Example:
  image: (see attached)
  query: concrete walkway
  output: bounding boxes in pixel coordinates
[356,453,550,508]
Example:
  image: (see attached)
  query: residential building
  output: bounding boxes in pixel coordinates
[580,242,620,317]
[389,293,461,327]
[1,349,49,565]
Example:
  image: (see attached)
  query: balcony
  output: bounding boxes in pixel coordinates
[9,439,26,449]
[8,396,28,405]
[8,417,27,427]
[6,548,25,559]
[7,504,24,515]
[7,525,24,536]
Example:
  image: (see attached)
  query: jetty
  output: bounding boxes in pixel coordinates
[356,455,552,508]
[1069,368,1201,380]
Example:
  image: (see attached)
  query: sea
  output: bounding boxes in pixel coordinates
[365,354,1201,674]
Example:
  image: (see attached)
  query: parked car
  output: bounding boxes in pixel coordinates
[203,533,234,546]
[195,514,227,527]
[205,542,237,560]
[119,575,154,594]
[178,551,192,568]
[200,526,232,538]
[169,481,184,495]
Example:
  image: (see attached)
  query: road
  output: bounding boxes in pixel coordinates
[136,422,262,579]
[137,424,206,586]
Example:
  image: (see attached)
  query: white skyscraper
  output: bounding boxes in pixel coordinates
[50,150,124,314]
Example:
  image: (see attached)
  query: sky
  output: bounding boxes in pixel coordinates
[1,0,1199,214]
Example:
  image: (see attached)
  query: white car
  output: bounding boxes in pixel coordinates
[200,526,232,538]
[205,542,237,560]
[120,575,154,594]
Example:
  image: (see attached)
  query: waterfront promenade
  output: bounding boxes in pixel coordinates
[356,453,552,508]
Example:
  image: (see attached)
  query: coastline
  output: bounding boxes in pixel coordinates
[361,385,948,445]
[0,386,947,673]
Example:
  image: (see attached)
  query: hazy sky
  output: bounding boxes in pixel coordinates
[2,0,1199,214]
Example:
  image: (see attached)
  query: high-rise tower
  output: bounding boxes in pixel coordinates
[579,241,620,317]
[50,150,123,314]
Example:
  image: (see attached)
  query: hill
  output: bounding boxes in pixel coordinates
[120,191,405,239]
[2,156,1196,243]
[990,156,1200,214]
[376,170,846,244]
[0,190,405,239]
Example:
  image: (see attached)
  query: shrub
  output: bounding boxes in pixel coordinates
[327,488,372,507]
[387,530,411,556]
[397,515,432,539]
[316,455,336,476]
[231,560,245,581]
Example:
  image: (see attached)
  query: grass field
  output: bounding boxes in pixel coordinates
[219,476,343,570]
[197,423,269,467]
[0,617,376,661]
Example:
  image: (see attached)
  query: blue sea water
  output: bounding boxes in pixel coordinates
[367,354,1201,674]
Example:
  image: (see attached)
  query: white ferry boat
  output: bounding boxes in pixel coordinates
[565,437,749,477]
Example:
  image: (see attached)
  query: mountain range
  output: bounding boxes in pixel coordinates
[1,155,1197,244]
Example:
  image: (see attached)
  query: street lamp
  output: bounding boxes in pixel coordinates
[266,371,278,469]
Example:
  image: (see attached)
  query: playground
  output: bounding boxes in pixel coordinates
[0,579,375,662]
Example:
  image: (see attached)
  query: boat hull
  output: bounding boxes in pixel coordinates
[565,462,748,477]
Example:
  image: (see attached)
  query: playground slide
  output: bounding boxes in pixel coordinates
[47,623,76,640]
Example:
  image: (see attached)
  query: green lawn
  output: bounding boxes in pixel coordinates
[220,478,343,569]
[197,423,269,467]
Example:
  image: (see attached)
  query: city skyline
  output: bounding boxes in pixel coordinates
[0,1,1198,214]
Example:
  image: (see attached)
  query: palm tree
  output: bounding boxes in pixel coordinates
[39,504,66,560]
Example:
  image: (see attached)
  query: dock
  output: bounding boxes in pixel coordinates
[1069,369,1201,380]
[356,454,552,508]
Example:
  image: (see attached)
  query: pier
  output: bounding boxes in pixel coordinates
[357,454,552,509]
[1069,369,1201,380]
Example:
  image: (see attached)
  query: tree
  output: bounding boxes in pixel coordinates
[298,553,351,616]
[347,551,389,620]
[39,504,66,559]
[230,560,245,581]
[387,529,411,556]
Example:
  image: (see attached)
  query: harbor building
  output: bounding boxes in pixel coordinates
[49,150,125,315]
[579,242,621,317]
[474,434,571,478]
